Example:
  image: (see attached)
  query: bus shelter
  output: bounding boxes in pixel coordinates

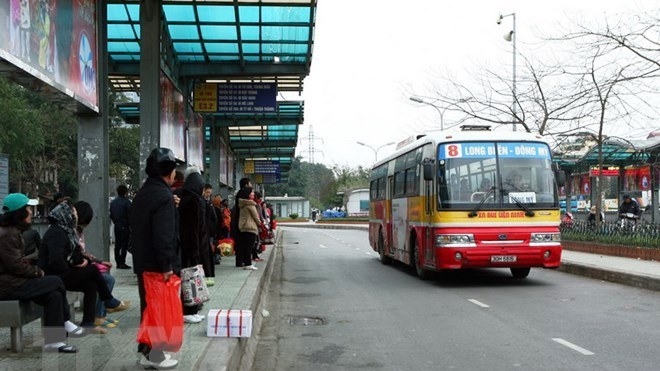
[0,0,318,260]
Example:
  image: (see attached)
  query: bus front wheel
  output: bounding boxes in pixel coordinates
[510,267,531,279]
[412,239,429,280]
[378,230,391,265]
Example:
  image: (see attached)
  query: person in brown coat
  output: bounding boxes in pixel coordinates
[237,187,262,270]
[0,193,79,353]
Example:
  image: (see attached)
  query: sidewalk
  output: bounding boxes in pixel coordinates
[283,222,660,291]
[2,223,659,370]
[0,239,276,371]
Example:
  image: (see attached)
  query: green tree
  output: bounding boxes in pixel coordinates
[0,76,77,197]
[109,91,140,191]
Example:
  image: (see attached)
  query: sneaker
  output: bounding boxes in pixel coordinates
[139,356,178,370]
[107,300,131,313]
[252,258,264,262]
[243,265,258,270]
[117,264,132,269]
[205,278,215,287]
[183,314,202,324]
[195,314,205,320]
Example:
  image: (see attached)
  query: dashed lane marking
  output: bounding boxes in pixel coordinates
[552,338,595,356]
[468,299,490,308]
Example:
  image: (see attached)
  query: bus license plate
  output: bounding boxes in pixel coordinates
[491,255,517,263]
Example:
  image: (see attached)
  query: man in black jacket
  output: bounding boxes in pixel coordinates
[110,184,131,269]
[129,147,181,369]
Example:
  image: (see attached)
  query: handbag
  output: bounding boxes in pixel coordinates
[180,264,210,306]
[136,272,183,352]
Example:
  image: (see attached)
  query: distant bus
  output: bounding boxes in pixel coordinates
[367,125,565,279]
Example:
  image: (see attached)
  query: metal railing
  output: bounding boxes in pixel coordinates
[560,219,660,248]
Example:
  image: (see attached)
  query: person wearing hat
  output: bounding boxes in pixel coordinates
[0,193,79,353]
[619,194,640,217]
[129,147,181,369]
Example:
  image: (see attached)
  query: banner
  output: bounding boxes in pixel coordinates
[0,0,98,110]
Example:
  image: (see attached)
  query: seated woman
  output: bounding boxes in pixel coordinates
[38,200,129,334]
[73,201,120,329]
[0,193,79,353]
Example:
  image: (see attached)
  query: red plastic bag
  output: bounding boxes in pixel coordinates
[136,272,184,352]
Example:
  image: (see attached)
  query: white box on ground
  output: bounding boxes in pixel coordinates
[207,309,252,337]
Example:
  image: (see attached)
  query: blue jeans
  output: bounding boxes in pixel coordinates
[95,272,116,318]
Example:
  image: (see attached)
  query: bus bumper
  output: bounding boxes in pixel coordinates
[434,246,562,270]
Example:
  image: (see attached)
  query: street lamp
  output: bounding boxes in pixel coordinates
[356,141,396,162]
[497,12,517,131]
[409,96,446,130]
[409,97,470,131]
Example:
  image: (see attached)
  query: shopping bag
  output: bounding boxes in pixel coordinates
[180,264,211,306]
[136,272,183,352]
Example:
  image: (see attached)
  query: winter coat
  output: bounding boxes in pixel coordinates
[0,225,43,299]
[178,172,208,268]
[238,199,261,235]
[129,176,180,274]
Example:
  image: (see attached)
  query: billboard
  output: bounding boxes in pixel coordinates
[0,0,98,110]
[160,71,186,162]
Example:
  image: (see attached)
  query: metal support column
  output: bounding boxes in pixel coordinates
[77,0,110,260]
[139,0,162,180]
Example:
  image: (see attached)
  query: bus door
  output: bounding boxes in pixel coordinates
[387,175,394,255]
[423,159,435,267]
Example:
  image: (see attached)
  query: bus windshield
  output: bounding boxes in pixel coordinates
[437,141,558,210]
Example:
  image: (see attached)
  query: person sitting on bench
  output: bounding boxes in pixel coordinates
[0,193,79,353]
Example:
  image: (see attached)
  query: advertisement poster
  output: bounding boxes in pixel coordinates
[219,136,228,185]
[159,71,186,161]
[187,113,204,171]
[0,0,98,110]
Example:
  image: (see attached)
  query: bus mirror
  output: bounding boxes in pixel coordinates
[555,170,566,187]
[423,159,434,181]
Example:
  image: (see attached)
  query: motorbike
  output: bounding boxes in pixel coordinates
[560,212,574,229]
[618,212,640,233]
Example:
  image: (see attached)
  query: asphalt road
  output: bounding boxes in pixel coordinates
[253,228,660,371]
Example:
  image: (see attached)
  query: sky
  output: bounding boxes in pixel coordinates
[293,0,659,169]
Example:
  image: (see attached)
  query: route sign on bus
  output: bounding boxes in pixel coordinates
[440,142,551,159]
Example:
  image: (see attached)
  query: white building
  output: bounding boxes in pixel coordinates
[265,196,310,219]
[345,188,369,216]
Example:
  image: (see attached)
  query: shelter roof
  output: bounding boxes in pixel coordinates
[108,0,317,181]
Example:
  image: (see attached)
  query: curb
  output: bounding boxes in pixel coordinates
[557,261,660,292]
[197,232,280,370]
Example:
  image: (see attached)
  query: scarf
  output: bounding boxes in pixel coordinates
[48,202,80,257]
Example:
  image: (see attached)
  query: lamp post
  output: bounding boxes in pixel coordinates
[497,12,517,131]
[356,141,396,162]
[410,97,470,131]
[409,96,446,130]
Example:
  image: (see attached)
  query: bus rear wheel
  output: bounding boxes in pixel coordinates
[378,230,391,265]
[510,267,531,279]
[412,239,429,280]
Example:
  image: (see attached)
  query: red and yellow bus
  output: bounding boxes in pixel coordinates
[367,125,565,279]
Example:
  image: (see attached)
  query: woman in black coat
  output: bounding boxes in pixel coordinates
[39,201,128,333]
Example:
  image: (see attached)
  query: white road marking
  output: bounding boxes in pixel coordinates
[319,244,327,248]
[552,338,595,355]
[355,248,361,251]
[467,299,490,308]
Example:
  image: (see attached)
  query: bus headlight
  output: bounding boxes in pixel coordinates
[530,233,561,243]
[435,234,476,247]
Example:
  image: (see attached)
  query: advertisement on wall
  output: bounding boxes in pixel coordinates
[0,0,98,110]
[160,71,186,162]
[219,136,228,185]
[187,113,204,171]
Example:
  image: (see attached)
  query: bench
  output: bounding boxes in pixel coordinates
[0,291,81,352]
